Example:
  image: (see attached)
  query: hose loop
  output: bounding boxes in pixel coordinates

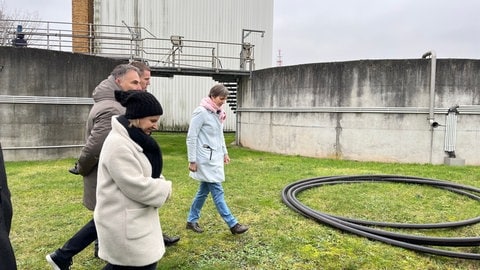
[281,175,480,260]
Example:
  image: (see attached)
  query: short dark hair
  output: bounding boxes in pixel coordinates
[208,84,229,98]
[130,61,151,75]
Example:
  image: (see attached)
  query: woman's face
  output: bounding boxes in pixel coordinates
[138,115,160,135]
[211,95,227,107]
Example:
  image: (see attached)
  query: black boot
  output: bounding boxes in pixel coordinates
[46,250,72,270]
[163,233,180,246]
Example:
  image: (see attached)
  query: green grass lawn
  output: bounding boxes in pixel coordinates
[6,132,480,269]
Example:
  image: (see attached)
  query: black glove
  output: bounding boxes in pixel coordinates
[68,162,80,175]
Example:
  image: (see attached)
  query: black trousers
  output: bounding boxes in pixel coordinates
[0,216,16,270]
[0,143,17,269]
[56,218,97,260]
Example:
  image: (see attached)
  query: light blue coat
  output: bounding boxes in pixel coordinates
[187,106,228,183]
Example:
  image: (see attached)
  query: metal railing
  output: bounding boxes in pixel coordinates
[0,19,256,71]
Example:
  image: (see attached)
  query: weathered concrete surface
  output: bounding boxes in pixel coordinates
[237,59,480,165]
[2,47,480,165]
[0,47,124,161]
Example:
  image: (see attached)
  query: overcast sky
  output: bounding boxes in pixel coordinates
[4,0,480,66]
[274,0,480,65]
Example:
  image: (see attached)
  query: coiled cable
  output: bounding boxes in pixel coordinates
[281,175,480,260]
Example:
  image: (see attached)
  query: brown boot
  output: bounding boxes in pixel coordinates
[230,223,249,234]
[186,222,204,233]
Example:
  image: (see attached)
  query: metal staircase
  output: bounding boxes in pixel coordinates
[223,81,238,113]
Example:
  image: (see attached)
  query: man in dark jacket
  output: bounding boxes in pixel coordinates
[0,142,17,269]
[46,64,143,270]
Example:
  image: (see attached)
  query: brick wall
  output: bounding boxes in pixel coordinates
[72,0,93,53]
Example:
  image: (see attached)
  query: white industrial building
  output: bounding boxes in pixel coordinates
[92,0,274,131]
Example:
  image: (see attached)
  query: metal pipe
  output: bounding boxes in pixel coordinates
[422,50,437,127]
[0,95,93,105]
[2,145,84,150]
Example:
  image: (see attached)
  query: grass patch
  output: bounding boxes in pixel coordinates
[6,132,480,269]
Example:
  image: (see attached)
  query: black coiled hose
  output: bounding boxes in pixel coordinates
[281,175,480,260]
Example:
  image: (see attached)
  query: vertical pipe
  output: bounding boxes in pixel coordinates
[422,50,437,127]
[422,50,437,164]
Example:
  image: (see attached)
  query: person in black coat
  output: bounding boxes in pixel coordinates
[0,142,17,269]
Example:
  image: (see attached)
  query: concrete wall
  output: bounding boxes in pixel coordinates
[237,59,480,165]
[0,47,124,161]
[3,48,480,165]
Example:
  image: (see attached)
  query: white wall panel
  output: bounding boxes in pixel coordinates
[94,0,273,131]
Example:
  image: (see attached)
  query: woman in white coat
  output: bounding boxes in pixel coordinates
[186,84,249,235]
[94,90,172,270]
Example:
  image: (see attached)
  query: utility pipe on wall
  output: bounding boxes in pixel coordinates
[422,50,438,127]
[422,50,437,164]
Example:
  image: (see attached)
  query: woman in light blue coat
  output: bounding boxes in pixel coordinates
[186,84,249,235]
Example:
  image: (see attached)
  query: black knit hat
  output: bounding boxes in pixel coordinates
[115,90,163,119]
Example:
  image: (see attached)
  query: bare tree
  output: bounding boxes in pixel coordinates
[0,0,42,46]
[0,0,41,20]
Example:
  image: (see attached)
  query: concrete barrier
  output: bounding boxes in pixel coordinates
[3,47,480,165]
[238,59,480,165]
[0,47,124,161]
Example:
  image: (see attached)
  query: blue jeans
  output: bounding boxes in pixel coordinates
[187,182,237,228]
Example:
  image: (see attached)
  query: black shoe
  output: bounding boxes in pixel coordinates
[163,233,180,246]
[230,223,249,234]
[186,222,204,233]
[68,163,79,175]
[46,250,72,270]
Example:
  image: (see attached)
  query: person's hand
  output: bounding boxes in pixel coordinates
[189,162,197,172]
[224,154,230,164]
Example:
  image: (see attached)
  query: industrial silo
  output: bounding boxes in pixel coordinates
[92,0,274,131]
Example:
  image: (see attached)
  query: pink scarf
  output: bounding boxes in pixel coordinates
[200,97,226,123]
